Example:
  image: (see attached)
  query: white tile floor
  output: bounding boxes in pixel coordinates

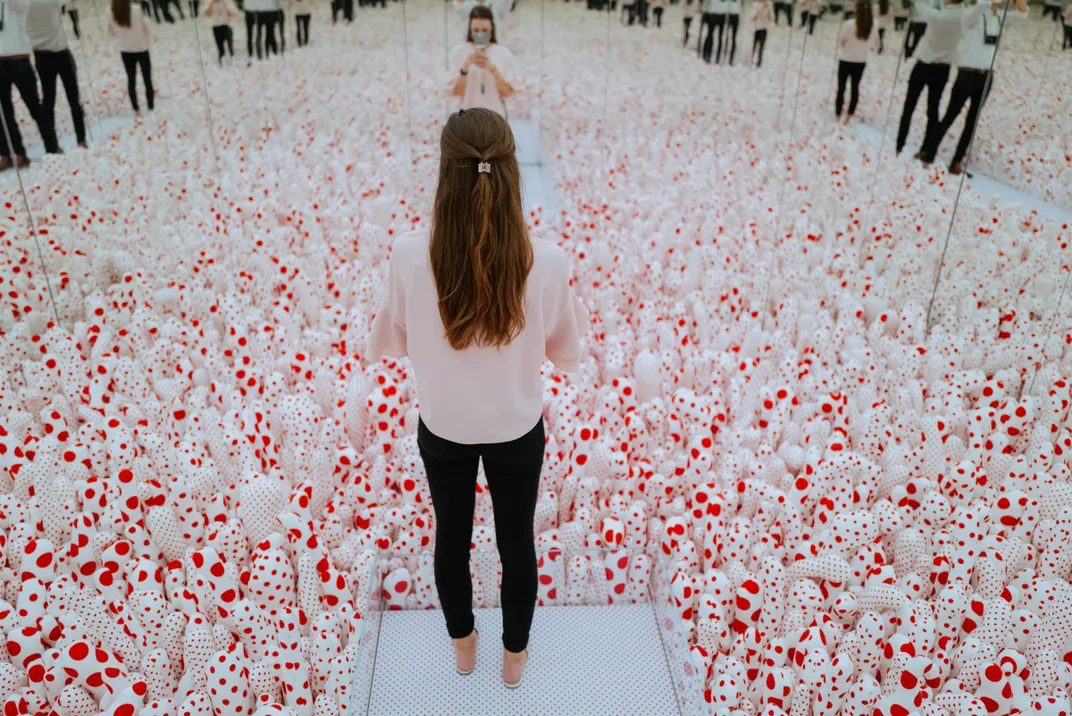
[365,604,680,716]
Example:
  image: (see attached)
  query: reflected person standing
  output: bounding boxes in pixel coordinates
[450,6,514,118]
[109,0,154,115]
[0,0,61,169]
[27,0,86,147]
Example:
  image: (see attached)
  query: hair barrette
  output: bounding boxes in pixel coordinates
[478,162,491,174]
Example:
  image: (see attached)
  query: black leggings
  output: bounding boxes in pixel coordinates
[700,12,725,62]
[68,9,81,38]
[245,11,257,57]
[774,1,791,23]
[34,49,86,146]
[120,51,154,113]
[683,15,692,45]
[1042,3,1060,20]
[1064,24,1072,49]
[877,26,885,53]
[212,25,235,61]
[0,57,60,156]
[836,59,865,116]
[653,5,663,25]
[256,11,278,57]
[894,15,906,30]
[896,60,949,153]
[922,68,991,166]
[753,28,767,66]
[800,10,817,33]
[296,14,310,45]
[418,418,544,654]
[277,11,285,53]
[721,13,738,63]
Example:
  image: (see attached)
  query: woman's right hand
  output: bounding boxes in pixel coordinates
[463,50,483,70]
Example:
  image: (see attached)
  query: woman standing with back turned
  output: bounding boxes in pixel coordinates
[367,108,589,688]
[109,0,154,115]
[835,0,876,122]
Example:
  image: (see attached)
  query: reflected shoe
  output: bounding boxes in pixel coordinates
[15,156,30,169]
[502,648,528,689]
[453,628,478,675]
[0,157,11,172]
[949,162,963,175]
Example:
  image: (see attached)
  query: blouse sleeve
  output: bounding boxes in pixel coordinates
[366,255,409,361]
[545,253,589,373]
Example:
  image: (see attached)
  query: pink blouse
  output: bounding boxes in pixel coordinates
[366,230,589,445]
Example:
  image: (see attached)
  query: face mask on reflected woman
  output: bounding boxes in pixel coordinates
[472,31,491,46]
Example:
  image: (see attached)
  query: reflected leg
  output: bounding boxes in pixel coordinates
[255,12,267,58]
[683,15,692,45]
[68,9,81,37]
[0,64,24,158]
[896,60,926,153]
[714,13,726,62]
[753,27,767,66]
[950,70,989,168]
[54,51,86,146]
[481,420,544,655]
[418,421,480,641]
[922,69,970,162]
[836,59,849,116]
[226,26,235,55]
[919,61,950,155]
[213,24,228,62]
[878,26,884,53]
[12,59,60,153]
[121,52,139,113]
[246,11,257,59]
[139,52,154,111]
[1064,25,1071,50]
[701,12,715,60]
[847,60,864,115]
[278,11,285,54]
[726,13,738,64]
[34,51,60,144]
[808,13,816,33]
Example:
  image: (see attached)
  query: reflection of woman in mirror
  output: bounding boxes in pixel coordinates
[1063,5,1071,49]
[450,6,514,119]
[902,0,926,57]
[109,0,154,115]
[651,0,666,28]
[774,0,792,24]
[919,0,1025,174]
[289,0,310,47]
[835,0,876,123]
[202,0,241,64]
[455,0,511,44]
[27,0,87,147]
[683,0,698,46]
[720,0,737,63]
[750,0,772,66]
[368,107,587,692]
[799,0,820,33]
[0,0,61,168]
[874,0,888,53]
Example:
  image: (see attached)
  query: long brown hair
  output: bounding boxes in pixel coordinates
[466,5,497,44]
[855,0,873,38]
[430,109,532,351]
[112,0,132,27]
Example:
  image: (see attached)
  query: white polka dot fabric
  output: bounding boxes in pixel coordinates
[366,605,678,716]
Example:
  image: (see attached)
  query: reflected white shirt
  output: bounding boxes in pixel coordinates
[911,2,984,64]
[956,7,1024,70]
[26,0,67,52]
[0,0,34,57]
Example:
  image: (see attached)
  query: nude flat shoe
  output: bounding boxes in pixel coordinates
[502,648,528,688]
[453,628,478,675]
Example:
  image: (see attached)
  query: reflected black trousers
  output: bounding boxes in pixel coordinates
[896,59,949,154]
[0,57,60,157]
[33,49,86,146]
[921,67,991,167]
[418,417,544,654]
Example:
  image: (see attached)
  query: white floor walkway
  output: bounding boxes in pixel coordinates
[364,604,679,716]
